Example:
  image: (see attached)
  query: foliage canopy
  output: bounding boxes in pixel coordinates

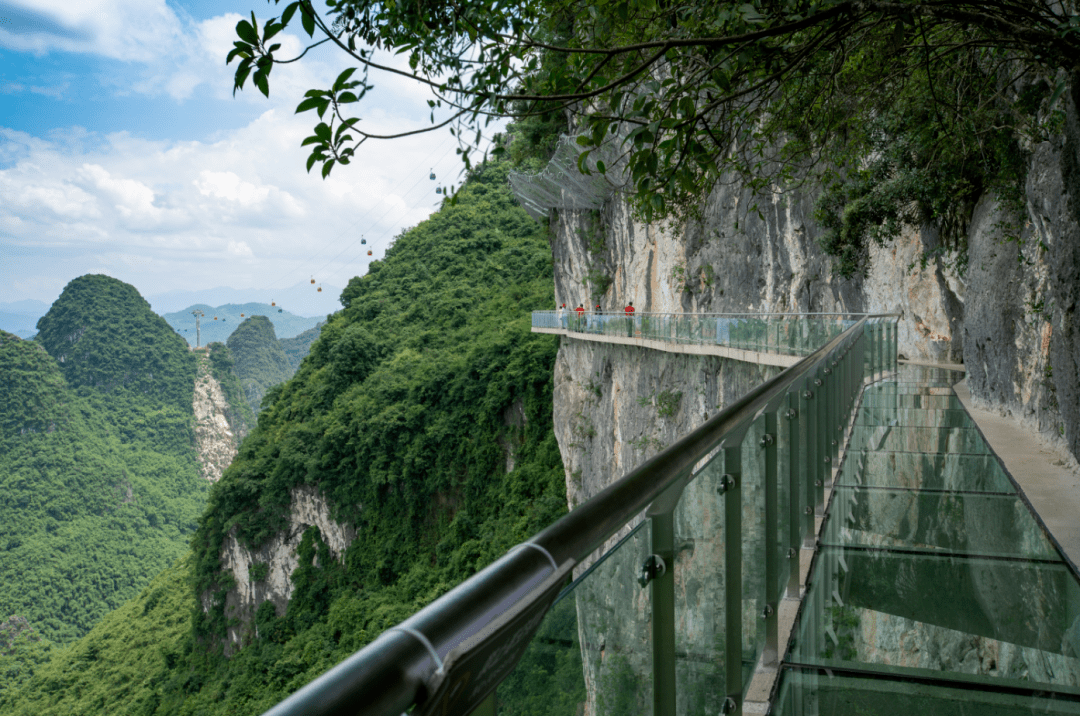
[230,0,1079,274]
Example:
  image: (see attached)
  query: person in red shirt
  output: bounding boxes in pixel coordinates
[624,301,635,337]
[574,303,585,331]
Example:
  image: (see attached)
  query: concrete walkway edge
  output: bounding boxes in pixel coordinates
[954,378,1080,573]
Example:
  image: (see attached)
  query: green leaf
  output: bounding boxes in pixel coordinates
[253,71,269,98]
[281,2,300,26]
[301,3,315,37]
[235,20,258,45]
[321,159,335,178]
[314,123,332,141]
[296,97,321,114]
[306,153,318,173]
[333,68,357,92]
[337,92,358,104]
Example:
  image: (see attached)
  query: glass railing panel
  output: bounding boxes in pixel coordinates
[789,546,1080,693]
[773,666,1080,716]
[672,454,730,716]
[821,487,1059,559]
[855,407,975,429]
[847,425,991,454]
[837,452,1015,493]
[564,521,655,716]
[497,594,587,716]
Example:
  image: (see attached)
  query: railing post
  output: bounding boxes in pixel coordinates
[651,511,677,716]
[763,410,779,667]
[724,444,744,716]
[787,391,803,596]
[799,382,815,548]
[814,369,827,514]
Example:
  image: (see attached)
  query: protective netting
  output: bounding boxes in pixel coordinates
[508,134,629,219]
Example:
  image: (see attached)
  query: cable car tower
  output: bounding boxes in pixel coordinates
[191,309,205,348]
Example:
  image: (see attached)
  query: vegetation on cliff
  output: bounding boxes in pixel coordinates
[0,277,211,652]
[226,315,293,415]
[206,342,257,440]
[1,159,566,715]
[279,321,323,372]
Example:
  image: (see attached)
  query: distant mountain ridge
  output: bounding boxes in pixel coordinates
[147,283,341,318]
[163,304,321,346]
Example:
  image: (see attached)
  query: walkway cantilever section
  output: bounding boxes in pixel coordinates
[532,310,870,367]
[259,314,898,716]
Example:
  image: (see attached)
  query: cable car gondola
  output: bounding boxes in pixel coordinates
[271,301,276,306]
[278,309,283,313]
[317,285,323,293]
[361,237,366,245]
[310,276,315,284]
[429,168,435,180]
[367,250,373,256]
[436,187,442,195]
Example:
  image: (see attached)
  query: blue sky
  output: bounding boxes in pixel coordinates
[0,0,489,310]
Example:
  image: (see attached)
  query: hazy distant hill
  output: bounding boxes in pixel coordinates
[147,283,341,318]
[163,304,321,346]
[279,321,324,372]
[0,299,49,339]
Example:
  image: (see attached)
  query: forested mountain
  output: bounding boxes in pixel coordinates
[279,322,323,372]
[163,303,321,347]
[0,275,213,693]
[0,159,565,716]
[226,315,293,415]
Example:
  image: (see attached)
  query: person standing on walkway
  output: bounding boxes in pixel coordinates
[575,303,585,331]
[594,303,602,334]
[557,303,566,329]
[624,301,635,337]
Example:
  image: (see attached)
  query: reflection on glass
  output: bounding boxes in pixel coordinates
[862,394,964,410]
[822,487,1059,559]
[773,666,1080,716]
[673,455,729,715]
[791,546,1080,693]
[570,521,654,716]
[856,407,973,429]
[848,425,990,454]
[498,596,587,716]
[837,452,1015,493]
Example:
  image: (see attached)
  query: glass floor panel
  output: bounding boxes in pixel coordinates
[789,546,1080,693]
[837,452,1015,493]
[821,486,1059,559]
[865,383,959,394]
[855,407,974,429]
[847,425,990,454]
[773,666,1080,716]
[862,394,965,410]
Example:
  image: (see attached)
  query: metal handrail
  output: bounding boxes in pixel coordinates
[262,314,897,716]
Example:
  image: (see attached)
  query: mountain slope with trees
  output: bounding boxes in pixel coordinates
[0,275,211,653]
[226,315,293,415]
[0,159,566,716]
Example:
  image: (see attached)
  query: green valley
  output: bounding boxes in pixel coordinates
[0,159,566,716]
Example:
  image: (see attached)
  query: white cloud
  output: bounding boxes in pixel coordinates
[0,101,467,303]
[0,0,184,62]
[194,171,270,206]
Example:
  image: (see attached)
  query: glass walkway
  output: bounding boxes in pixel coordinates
[259,317,1080,716]
[775,364,1080,715]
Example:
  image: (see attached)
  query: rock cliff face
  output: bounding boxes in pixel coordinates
[211,485,356,651]
[546,132,1080,515]
[192,352,238,482]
